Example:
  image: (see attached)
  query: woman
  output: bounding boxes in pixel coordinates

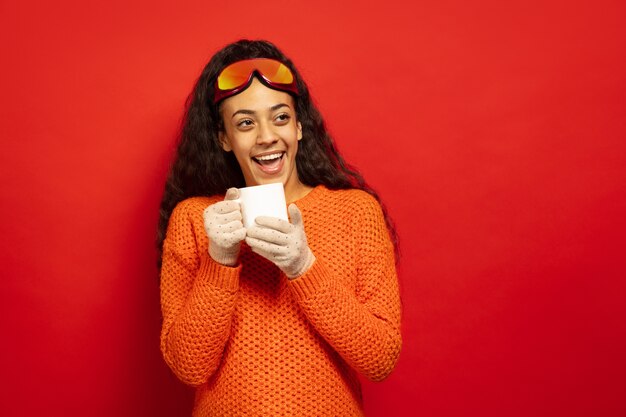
[157,39,402,416]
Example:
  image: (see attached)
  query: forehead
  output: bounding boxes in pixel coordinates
[219,78,295,114]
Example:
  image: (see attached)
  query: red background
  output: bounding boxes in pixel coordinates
[1,0,625,416]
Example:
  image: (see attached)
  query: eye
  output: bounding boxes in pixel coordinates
[274,113,291,124]
[236,119,254,129]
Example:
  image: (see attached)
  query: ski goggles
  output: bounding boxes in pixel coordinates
[213,58,299,103]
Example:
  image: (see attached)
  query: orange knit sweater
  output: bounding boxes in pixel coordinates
[160,185,402,416]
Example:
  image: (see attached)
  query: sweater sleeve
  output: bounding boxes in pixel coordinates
[287,194,402,382]
[159,199,240,387]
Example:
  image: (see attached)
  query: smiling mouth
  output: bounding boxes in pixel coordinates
[252,152,285,174]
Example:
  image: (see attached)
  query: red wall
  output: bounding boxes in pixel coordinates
[2,1,625,416]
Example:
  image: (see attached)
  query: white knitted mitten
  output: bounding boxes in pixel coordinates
[203,188,247,266]
[245,204,316,279]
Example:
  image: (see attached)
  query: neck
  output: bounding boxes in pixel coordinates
[284,178,313,204]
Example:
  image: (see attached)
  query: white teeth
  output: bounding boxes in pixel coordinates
[255,152,283,161]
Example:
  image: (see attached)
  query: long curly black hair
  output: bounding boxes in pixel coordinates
[157,39,399,267]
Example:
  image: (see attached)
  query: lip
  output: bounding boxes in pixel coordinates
[252,152,285,175]
[252,150,286,159]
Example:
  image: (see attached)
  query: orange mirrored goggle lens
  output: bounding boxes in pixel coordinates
[214,58,298,103]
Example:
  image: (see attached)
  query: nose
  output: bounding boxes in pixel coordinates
[256,121,278,146]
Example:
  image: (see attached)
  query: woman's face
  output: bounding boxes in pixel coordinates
[219,77,304,194]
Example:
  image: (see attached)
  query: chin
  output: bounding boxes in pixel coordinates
[245,164,293,188]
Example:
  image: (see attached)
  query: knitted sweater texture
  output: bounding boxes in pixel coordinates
[160,185,402,416]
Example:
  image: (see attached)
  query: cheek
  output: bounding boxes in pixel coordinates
[228,133,253,154]
[282,125,300,144]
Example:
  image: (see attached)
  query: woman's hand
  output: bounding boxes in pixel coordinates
[245,204,315,279]
[203,188,246,266]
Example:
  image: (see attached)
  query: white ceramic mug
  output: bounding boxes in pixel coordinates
[234,183,288,228]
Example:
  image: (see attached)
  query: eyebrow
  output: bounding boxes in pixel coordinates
[231,103,291,119]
